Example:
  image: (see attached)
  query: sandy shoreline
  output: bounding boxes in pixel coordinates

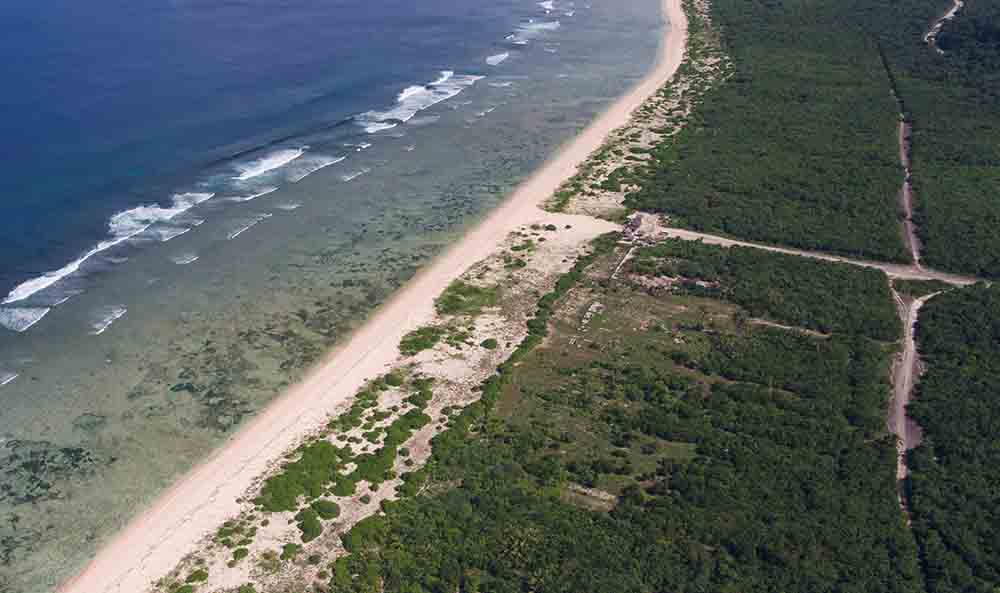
[57,1,688,591]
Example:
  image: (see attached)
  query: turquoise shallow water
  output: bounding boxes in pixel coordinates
[0,0,662,590]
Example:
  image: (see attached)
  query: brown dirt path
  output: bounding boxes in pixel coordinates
[658,226,979,286]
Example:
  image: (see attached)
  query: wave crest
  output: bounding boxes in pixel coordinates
[355,71,484,133]
[233,149,306,181]
[2,193,214,305]
[0,307,51,333]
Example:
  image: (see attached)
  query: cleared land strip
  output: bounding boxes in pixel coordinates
[889,292,938,483]
[659,226,980,286]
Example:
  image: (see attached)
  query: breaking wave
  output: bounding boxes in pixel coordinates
[170,252,200,265]
[227,187,278,202]
[227,213,272,240]
[0,307,51,333]
[233,148,306,180]
[340,168,371,182]
[2,192,214,306]
[355,71,484,133]
[287,155,345,183]
[89,305,127,335]
[486,52,510,66]
[508,20,561,45]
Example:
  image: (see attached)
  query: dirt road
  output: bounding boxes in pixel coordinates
[889,291,938,481]
[898,121,923,267]
[659,227,978,285]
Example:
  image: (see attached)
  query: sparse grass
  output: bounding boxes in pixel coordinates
[503,254,527,269]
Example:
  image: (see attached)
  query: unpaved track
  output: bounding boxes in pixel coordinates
[889,291,938,481]
[898,121,923,267]
[660,227,979,285]
[924,0,965,53]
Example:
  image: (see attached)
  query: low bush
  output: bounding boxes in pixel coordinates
[280,543,301,561]
[185,569,209,583]
[311,499,341,520]
[435,281,499,315]
[399,326,445,356]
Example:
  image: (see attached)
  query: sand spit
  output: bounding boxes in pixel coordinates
[57,0,688,591]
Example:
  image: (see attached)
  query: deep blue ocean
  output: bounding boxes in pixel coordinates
[0,0,524,298]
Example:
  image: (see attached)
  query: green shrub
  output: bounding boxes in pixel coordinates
[232,547,249,562]
[280,543,301,561]
[399,326,445,356]
[295,508,323,542]
[480,338,498,350]
[332,478,357,497]
[435,281,498,315]
[185,569,209,583]
[255,440,349,512]
[311,499,341,520]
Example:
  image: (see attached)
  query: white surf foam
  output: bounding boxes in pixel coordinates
[488,81,516,88]
[0,372,17,387]
[233,148,306,181]
[274,202,302,211]
[89,305,127,335]
[2,192,214,305]
[287,155,345,183]
[227,213,272,240]
[227,187,278,202]
[539,1,555,11]
[340,168,371,182]
[408,115,441,126]
[356,71,485,133]
[148,225,191,242]
[0,307,51,332]
[170,252,199,265]
[363,122,398,133]
[509,20,562,45]
[486,52,510,66]
[403,145,416,152]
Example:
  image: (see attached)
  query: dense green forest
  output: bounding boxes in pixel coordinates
[324,238,922,593]
[881,0,1000,276]
[624,0,908,261]
[628,239,901,340]
[625,0,1000,276]
[907,283,1000,592]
